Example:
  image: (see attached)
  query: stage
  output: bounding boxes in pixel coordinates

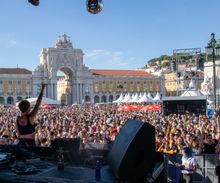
[0,160,116,183]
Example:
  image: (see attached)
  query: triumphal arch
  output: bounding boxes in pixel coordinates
[32,33,93,105]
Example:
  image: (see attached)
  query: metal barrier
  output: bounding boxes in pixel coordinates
[164,154,219,183]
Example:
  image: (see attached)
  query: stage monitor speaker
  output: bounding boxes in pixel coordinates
[108,119,156,181]
[51,138,81,163]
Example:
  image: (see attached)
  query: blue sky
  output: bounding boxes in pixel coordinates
[0,0,220,70]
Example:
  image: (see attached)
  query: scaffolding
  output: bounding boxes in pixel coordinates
[173,48,202,96]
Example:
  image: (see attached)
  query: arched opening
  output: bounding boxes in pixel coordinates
[56,68,74,105]
[85,95,91,103]
[0,97,5,104]
[101,95,107,103]
[94,95,100,103]
[115,95,120,100]
[109,95,113,103]
[17,96,23,102]
[7,97,14,105]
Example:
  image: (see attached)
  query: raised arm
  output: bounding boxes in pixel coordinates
[29,83,46,117]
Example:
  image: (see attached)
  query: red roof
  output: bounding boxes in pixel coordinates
[0,68,32,75]
[90,69,156,77]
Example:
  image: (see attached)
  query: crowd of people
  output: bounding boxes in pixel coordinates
[0,103,219,155]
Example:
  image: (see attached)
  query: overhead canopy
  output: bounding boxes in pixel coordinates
[181,89,204,97]
[147,92,153,100]
[112,93,124,103]
[121,93,132,103]
[137,93,153,103]
[153,92,161,102]
[23,97,61,105]
[128,93,139,103]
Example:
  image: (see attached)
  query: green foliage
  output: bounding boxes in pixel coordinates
[161,61,170,68]
[145,52,207,69]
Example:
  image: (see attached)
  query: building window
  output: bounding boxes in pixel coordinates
[26,80,31,96]
[95,86,98,93]
[8,80,13,95]
[0,81,3,95]
[85,85,90,94]
[110,81,113,92]
[102,81,106,92]
[17,80,22,95]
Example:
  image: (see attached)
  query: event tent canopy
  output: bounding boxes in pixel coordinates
[121,93,132,103]
[137,93,153,103]
[112,93,124,103]
[147,92,153,100]
[153,92,161,102]
[128,93,139,103]
[24,97,60,105]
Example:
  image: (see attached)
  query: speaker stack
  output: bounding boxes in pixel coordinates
[108,119,156,182]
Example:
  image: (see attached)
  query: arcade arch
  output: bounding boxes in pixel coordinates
[56,67,74,105]
[0,97,4,104]
[7,97,14,105]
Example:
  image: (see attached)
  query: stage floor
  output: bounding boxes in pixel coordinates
[0,162,117,183]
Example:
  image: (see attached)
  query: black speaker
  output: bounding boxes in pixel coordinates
[108,119,156,181]
[51,138,81,163]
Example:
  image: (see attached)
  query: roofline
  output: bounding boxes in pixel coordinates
[162,96,207,101]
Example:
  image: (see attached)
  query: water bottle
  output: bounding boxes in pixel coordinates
[95,160,101,181]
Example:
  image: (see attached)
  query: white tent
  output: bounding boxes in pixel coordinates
[112,93,124,103]
[128,93,139,103]
[181,90,204,97]
[139,93,143,99]
[189,79,196,89]
[153,92,161,102]
[137,93,153,103]
[147,92,154,100]
[121,93,132,103]
[25,97,61,105]
[207,99,213,104]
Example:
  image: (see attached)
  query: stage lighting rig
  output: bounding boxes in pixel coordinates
[86,0,104,14]
[28,0,40,6]
[27,0,104,15]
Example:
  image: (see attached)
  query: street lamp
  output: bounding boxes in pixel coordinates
[205,33,220,109]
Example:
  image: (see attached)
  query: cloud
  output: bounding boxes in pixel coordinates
[84,49,136,69]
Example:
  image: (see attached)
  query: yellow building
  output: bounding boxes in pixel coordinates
[164,72,177,96]
[0,34,164,105]
[90,69,162,103]
[0,68,32,104]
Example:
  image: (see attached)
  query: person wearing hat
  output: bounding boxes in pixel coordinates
[175,146,197,183]
[16,83,46,146]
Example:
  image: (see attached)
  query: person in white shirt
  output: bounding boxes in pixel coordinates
[175,146,197,183]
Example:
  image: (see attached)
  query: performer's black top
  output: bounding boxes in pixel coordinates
[17,115,36,135]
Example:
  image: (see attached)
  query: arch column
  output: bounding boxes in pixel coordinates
[79,83,82,104]
[72,80,78,104]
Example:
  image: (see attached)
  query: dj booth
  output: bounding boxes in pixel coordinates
[0,119,164,183]
[162,96,207,115]
[0,139,115,183]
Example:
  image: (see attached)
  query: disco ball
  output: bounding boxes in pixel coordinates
[86,0,104,14]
